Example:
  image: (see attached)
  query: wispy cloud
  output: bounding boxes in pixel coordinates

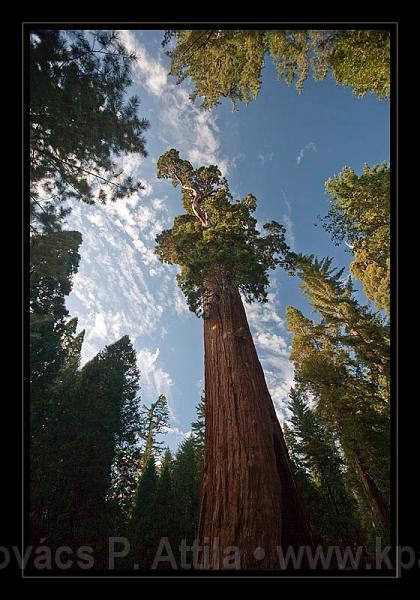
[257,152,274,166]
[296,141,317,165]
[244,292,294,422]
[118,30,228,175]
[281,188,296,251]
[137,347,173,401]
[230,152,246,170]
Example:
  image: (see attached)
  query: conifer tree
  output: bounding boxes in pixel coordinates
[154,449,177,562]
[292,253,390,385]
[163,29,390,110]
[286,385,363,547]
[323,163,390,316]
[30,230,82,386]
[172,437,201,552]
[286,302,390,536]
[191,393,205,470]
[137,394,170,473]
[30,334,142,560]
[30,29,149,231]
[131,456,159,568]
[155,149,312,569]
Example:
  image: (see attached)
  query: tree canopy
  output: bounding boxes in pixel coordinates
[323,163,390,316]
[30,29,149,231]
[163,29,390,110]
[155,149,293,315]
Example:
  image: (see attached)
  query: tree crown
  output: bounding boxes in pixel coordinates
[155,149,293,316]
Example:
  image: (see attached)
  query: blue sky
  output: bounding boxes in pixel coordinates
[65,30,390,452]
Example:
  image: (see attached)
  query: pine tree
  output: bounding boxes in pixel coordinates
[30,315,85,548]
[131,456,159,568]
[30,334,142,563]
[30,29,149,232]
[163,29,390,110]
[137,394,170,473]
[286,385,363,548]
[154,449,177,563]
[292,253,390,385]
[191,393,205,470]
[30,230,82,386]
[323,163,390,316]
[172,437,201,549]
[155,149,312,569]
[286,301,390,536]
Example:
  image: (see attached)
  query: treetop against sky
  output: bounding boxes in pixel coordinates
[64,29,390,452]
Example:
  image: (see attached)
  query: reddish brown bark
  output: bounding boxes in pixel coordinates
[354,459,390,535]
[197,284,313,570]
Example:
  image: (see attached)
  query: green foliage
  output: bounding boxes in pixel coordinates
[131,457,159,568]
[163,29,389,110]
[130,421,203,568]
[155,149,293,315]
[172,437,201,544]
[286,255,390,537]
[30,29,149,231]
[291,253,390,380]
[285,385,363,547]
[31,334,142,556]
[329,30,390,98]
[137,394,170,472]
[323,163,390,315]
[30,230,82,385]
[191,392,205,469]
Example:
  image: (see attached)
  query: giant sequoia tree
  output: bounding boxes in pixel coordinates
[155,149,313,569]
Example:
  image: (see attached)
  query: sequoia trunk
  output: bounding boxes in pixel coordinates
[197,283,313,569]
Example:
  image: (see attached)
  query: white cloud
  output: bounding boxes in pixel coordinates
[93,312,108,339]
[281,188,296,251]
[137,347,173,398]
[244,292,294,421]
[296,141,317,165]
[257,152,274,166]
[118,30,228,176]
[119,30,168,96]
[230,152,246,170]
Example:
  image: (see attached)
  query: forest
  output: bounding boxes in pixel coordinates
[29,28,391,573]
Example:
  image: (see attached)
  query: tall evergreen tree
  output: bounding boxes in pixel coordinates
[30,230,82,386]
[285,385,363,548]
[154,449,177,563]
[30,29,149,232]
[137,394,170,473]
[292,253,390,385]
[191,393,205,470]
[172,437,201,550]
[30,315,85,548]
[163,29,390,110]
[286,301,390,536]
[30,334,142,561]
[155,149,312,569]
[323,163,390,316]
[131,456,159,569]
